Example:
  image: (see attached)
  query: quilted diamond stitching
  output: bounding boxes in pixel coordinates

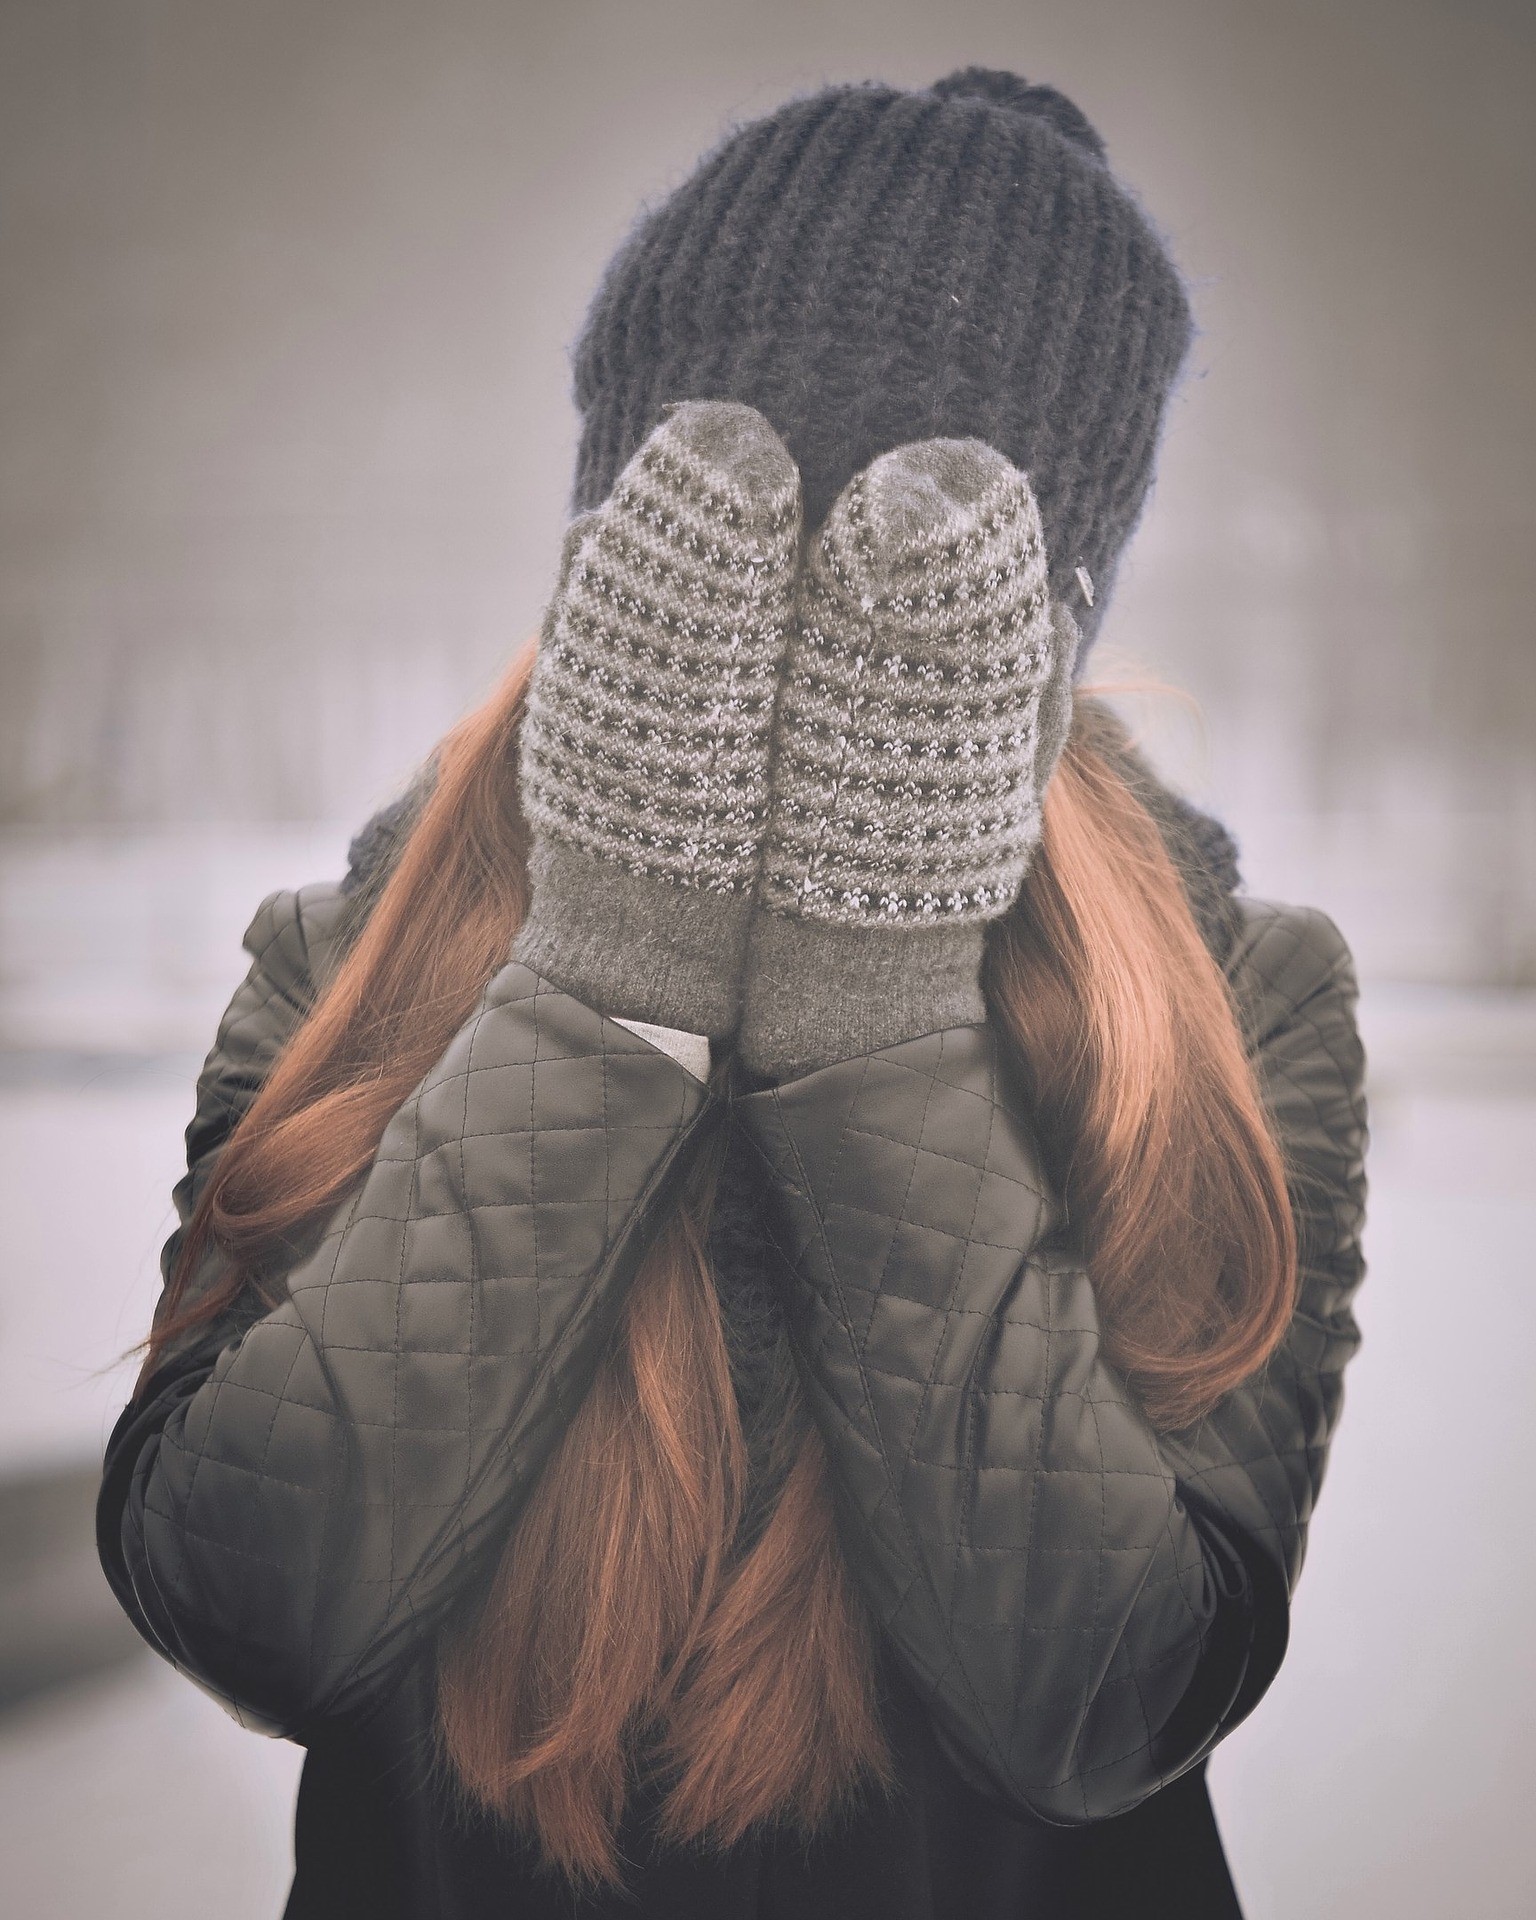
[107,897,711,1732]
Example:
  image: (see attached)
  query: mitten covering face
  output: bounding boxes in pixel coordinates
[513,401,801,1035]
[760,438,1060,927]
[521,400,802,893]
[741,439,1079,1080]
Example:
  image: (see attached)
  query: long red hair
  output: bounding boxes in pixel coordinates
[142,643,1295,1885]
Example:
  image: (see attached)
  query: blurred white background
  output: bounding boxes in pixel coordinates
[0,1,1532,1915]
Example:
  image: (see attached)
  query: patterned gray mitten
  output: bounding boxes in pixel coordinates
[514,401,801,1037]
[738,438,1079,1081]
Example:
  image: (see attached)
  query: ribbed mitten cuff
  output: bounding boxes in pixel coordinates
[736,912,985,1082]
[512,840,753,1039]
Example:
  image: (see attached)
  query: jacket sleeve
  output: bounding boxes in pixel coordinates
[734,899,1367,1823]
[98,888,712,1737]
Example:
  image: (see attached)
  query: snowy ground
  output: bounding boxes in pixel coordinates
[0,1015,1532,1916]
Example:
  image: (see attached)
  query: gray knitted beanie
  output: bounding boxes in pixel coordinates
[571,67,1193,653]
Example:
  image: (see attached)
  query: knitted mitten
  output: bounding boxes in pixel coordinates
[738,438,1079,1081]
[513,401,801,1037]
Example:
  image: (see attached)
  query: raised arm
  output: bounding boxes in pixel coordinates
[98,399,807,1738]
[727,434,1367,1820]
[736,905,1365,1820]
[101,909,710,1736]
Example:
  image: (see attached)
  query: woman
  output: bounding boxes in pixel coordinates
[97,69,1367,1920]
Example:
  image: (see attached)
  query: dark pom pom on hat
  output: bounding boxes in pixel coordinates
[928,66,1108,159]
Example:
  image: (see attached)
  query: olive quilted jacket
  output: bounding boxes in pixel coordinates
[98,864,1366,1857]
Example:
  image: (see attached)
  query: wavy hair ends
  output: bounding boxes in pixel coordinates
[436,1146,893,1886]
[140,652,1296,1885]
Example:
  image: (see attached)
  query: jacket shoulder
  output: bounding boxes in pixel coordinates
[239,880,355,1006]
[184,882,352,1165]
[1227,898,1367,1286]
[1225,897,1358,1047]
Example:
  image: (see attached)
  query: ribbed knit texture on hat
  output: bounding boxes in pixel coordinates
[571,68,1193,654]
